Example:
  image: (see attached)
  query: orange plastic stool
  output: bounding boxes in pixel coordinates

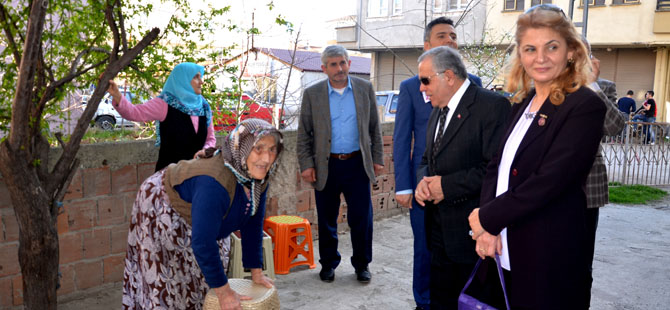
[263,215,316,274]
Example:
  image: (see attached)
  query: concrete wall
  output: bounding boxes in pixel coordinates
[0,123,399,308]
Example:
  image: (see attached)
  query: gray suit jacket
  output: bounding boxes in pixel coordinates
[296,76,384,191]
[586,78,626,208]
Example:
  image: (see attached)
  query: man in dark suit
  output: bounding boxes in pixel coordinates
[297,45,384,284]
[392,16,482,310]
[413,46,510,309]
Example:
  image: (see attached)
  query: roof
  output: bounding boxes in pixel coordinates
[229,48,371,75]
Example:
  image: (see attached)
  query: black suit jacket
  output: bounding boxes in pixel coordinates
[478,86,606,309]
[417,82,510,264]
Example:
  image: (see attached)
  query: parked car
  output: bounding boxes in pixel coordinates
[213,94,284,131]
[82,88,139,130]
[375,90,399,123]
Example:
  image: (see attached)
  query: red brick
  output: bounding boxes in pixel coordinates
[56,211,69,234]
[97,196,125,226]
[382,176,395,193]
[74,260,103,290]
[64,169,83,200]
[123,192,137,221]
[295,190,310,213]
[0,181,11,208]
[59,233,83,264]
[83,228,111,259]
[111,165,138,194]
[83,167,111,198]
[137,163,155,184]
[103,254,125,283]
[382,135,393,146]
[12,275,22,306]
[0,243,19,277]
[110,225,128,254]
[57,264,75,296]
[65,199,97,231]
[1,208,19,242]
[0,275,12,307]
[383,155,394,174]
[372,178,383,195]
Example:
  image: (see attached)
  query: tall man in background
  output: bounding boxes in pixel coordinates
[297,45,384,284]
[392,17,482,310]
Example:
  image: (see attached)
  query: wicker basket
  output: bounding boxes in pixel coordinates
[203,279,280,310]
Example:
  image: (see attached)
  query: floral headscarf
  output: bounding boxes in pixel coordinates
[155,62,212,146]
[221,119,283,216]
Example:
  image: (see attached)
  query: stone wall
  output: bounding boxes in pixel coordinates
[0,123,400,308]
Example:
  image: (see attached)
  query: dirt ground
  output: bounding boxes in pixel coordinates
[57,191,670,309]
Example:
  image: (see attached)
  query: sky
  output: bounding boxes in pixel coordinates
[143,0,357,51]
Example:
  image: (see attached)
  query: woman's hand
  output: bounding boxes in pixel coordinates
[468,208,485,240]
[194,149,206,159]
[214,284,251,310]
[107,80,122,105]
[475,232,502,259]
[250,268,274,288]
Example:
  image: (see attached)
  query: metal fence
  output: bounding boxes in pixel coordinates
[602,122,670,185]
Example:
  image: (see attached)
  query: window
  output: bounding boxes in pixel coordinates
[658,0,670,10]
[434,0,443,12]
[449,0,470,10]
[254,76,277,104]
[368,0,389,17]
[503,0,524,11]
[580,0,605,6]
[612,0,640,4]
[392,0,403,15]
[530,0,552,6]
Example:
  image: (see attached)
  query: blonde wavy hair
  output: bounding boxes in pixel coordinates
[505,6,591,105]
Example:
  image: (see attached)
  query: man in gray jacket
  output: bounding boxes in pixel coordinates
[297,45,384,283]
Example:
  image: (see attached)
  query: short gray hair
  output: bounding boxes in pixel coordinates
[418,46,467,81]
[321,45,349,66]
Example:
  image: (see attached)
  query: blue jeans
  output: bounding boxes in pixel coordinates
[633,115,656,143]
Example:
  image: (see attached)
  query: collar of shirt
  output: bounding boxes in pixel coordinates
[327,77,352,95]
[433,78,471,139]
[442,78,470,128]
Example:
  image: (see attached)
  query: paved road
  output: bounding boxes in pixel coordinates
[59,196,670,309]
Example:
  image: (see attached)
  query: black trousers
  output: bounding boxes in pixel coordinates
[314,154,373,271]
[584,207,600,308]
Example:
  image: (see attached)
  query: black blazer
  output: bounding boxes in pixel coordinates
[417,82,510,264]
[478,86,606,309]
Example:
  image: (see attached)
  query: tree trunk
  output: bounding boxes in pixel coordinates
[0,142,59,310]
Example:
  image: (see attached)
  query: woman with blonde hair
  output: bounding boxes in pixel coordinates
[467,4,606,309]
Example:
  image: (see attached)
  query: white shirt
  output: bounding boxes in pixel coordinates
[496,98,536,271]
[433,79,471,141]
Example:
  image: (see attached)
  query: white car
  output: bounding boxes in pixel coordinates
[82,91,138,130]
[375,90,399,123]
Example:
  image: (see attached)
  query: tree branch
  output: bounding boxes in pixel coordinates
[105,0,120,62]
[0,4,21,65]
[115,0,128,52]
[46,27,160,197]
[9,0,48,151]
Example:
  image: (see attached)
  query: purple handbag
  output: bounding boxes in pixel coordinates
[457,254,510,310]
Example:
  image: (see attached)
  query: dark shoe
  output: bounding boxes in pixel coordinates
[355,267,371,283]
[415,307,427,310]
[319,267,335,282]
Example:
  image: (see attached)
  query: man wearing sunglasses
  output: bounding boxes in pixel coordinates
[392,17,483,310]
[413,46,510,309]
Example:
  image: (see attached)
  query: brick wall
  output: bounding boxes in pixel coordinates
[0,123,400,308]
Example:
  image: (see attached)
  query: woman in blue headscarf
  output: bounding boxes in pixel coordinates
[108,62,215,171]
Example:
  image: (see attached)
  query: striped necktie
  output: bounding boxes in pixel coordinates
[432,106,449,165]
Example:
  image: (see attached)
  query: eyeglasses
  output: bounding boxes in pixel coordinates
[419,73,443,86]
[525,4,566,17]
